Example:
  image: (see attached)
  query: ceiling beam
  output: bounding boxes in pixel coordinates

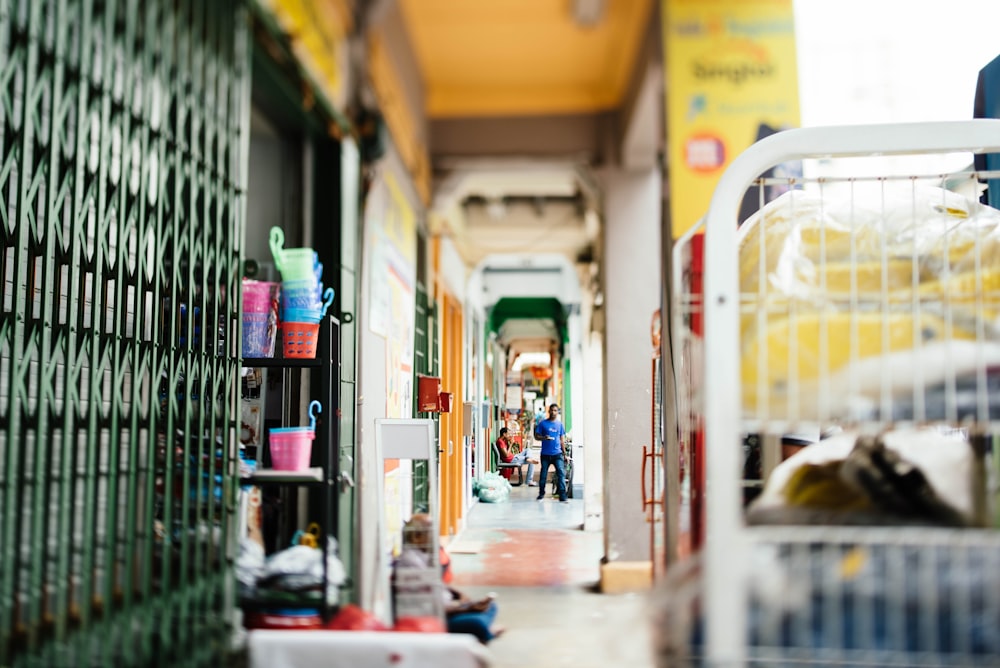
[429,112,615,164]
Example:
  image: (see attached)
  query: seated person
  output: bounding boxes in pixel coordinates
[496,428,537,486]
[395,514,505,644]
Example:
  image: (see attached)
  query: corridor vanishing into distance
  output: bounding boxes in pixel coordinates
[449,482,656,668]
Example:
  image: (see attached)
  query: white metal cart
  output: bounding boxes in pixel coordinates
[664,120,1000,667]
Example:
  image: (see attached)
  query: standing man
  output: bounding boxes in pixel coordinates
[534,403,567,503]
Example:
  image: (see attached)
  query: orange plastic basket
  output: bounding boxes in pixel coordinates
[282,321,320,358]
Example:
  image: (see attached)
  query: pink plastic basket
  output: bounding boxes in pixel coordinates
[242,280,278,314]
[268,430,315,471]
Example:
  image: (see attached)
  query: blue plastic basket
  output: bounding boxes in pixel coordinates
[269,401,322,434]
[281,307,323,324]
[242,312,275,358]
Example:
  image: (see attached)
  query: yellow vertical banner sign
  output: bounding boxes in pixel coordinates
[664,0,800,238]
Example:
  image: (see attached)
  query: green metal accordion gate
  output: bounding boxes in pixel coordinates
[0,0,250,665]
[412,280,438,511]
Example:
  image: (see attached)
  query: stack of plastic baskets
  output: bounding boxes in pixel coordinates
[270,227,335,358]
[241,279,280,358]
[268,400,321,471]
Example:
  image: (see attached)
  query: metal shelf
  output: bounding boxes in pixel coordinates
[239,315,342,622]
[242,467,326,486]
[241,356,323,368]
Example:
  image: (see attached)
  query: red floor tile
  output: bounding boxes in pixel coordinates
[451,529,599,588]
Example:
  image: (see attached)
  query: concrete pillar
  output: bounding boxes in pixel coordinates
[599,165,661,591]
[580,296,605,532]
[567,307,594,524]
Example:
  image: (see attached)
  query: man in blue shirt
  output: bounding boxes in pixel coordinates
[533,403,568,502]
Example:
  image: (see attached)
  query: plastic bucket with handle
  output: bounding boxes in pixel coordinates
[267,401,321,471]
[268,430,314,470]
[282,308,323,324]
[270,227,320,282]
[282,279,322,308]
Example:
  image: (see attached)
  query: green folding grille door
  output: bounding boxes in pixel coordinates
[412,280,438,510]
[0,1,250,666]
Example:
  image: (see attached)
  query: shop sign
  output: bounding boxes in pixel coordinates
[663,0,800,238]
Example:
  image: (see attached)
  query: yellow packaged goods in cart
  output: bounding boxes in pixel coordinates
[737,185,1000,420]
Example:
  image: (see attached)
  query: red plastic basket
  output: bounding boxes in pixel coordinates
[244,611,322,630]
[282,321,320,358]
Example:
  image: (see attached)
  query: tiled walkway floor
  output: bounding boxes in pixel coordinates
[449,481,657,668]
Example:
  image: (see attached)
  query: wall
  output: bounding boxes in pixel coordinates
[438,235,468,304]
[355,142,421,619]
[246,108,304,276]
[366,1,431,201]
[430,113,612,162]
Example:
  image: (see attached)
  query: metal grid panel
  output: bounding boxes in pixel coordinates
[0,0,249,665]
[411,280,438,510]
[658,528,1000,667]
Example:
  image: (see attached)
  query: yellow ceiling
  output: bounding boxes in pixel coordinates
[399,0,654,118]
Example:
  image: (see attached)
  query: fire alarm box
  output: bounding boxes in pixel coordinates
[439,392,453,413]
[417,375,442,412]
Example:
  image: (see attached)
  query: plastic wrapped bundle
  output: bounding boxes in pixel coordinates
[737,185,1000,420]
[473,472,512,503]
